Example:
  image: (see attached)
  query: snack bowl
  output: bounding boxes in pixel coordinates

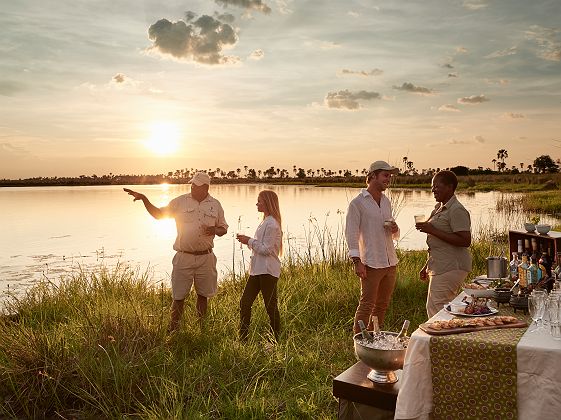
[353,332,407,384]
[493,288,512,304]
[449,301,468,313]
[536,224,551,235]
[524,223,535,232]
[463,287,494,298]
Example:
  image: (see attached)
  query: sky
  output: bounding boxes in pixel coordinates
[1,0,561,178]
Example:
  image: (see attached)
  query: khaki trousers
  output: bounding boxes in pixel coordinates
[354,265,397,334]
[426,269,469,318]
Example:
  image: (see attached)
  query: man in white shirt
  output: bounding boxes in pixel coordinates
[345,161,400,334]
[124,172,228,331]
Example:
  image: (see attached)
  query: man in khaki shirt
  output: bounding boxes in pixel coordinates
[124,172,228,331]
[415,170,472,318]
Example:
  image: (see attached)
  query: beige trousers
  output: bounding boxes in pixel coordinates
[354,265,397,333]
[426,269,469,318]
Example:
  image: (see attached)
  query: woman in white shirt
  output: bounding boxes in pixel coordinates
[236,190,283,341]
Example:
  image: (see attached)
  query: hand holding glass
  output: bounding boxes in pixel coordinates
[414,214,426,224]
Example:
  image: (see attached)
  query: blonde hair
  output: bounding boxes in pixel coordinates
[259,190,283,254]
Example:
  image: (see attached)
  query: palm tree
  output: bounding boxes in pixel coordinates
[496,149,508,172]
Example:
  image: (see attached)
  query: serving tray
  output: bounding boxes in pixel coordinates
[419,319,528,336]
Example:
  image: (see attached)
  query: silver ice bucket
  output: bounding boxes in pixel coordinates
[487,256,508,279]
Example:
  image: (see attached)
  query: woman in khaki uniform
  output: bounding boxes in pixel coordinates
[415,170,472,318]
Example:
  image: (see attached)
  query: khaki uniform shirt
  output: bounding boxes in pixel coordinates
[426,195,472,275]
[163,193,228,253]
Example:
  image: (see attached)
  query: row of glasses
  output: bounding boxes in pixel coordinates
[528,291,546,333]
[548,290,561,340]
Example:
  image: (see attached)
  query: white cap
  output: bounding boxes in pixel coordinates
[368,160,399,175]
[189,172,211,186]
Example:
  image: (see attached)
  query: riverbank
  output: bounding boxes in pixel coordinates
[0,238,494,418]
[2,173,560,193]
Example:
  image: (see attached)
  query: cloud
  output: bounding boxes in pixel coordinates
[324,89,381,110]
[0,142,30,157]
[456,46,468,54]
[338,68,383,77]
[215,0,271,14]
[214,12,236,23]
[392,82,434,95]
[147,14,239,65]
[79,74,162,95]
[438,104,461,112]
[348,11,360,18]
[457,94,489,104]
[525,25,561,61]
[249,49,264,60]
[448,72,458,78]
[502,112,526,119]
[113,73,126,84]
[463,1,488,10]
[448,135,485,144]
[485,78,510,85]
[485,46,517,58]
[442,63,454,69]
[275,0,293,15]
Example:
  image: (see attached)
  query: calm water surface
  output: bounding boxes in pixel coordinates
[1,184,558,303]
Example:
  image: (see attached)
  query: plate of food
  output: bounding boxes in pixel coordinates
[444,304,498,317]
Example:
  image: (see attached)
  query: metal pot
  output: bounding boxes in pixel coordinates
[487,256,508,279]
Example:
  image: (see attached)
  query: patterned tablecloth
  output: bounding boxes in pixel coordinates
[429,306,530,419]
[393,294,561,420]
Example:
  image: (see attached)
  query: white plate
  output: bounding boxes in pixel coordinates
[444,305,499,317]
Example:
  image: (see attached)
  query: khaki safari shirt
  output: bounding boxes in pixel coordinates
[163,193,228,253]
[426,194,472,275]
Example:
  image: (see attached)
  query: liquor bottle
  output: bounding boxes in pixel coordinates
[539,251,551,276]
[509,252,519,281]
[517,240,523,257]
[518,255,529,288]
[528,257,539,285]
[531,238,539,262]
[357,320,373,341]
[523,239,531,260]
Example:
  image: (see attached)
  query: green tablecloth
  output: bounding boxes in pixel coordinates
[429,308,531,419]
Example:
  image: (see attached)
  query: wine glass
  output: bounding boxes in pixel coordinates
[528,295,543,333]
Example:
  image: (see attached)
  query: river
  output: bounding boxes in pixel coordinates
[1,184,557,303]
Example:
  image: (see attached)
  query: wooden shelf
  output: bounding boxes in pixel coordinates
[508,230,561,261]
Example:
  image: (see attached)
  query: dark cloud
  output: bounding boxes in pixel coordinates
[448,72,458,78]
[442,63,454,69]
[457,94,489,104]
[147,14,238,65]
[338,68,383,77]
[113,73,126,83]
[214,12,236,23]
[185,11,196,21]
[215,0,271,14]
[503,112,526,119]
[392,82,434,95]
[325,89,381,110]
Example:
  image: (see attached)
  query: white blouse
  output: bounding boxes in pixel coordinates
[247,215,282,278]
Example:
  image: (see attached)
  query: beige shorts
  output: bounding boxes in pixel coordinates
[171,252,218,300]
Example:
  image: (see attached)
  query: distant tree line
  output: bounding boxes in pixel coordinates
[1,153,559,187]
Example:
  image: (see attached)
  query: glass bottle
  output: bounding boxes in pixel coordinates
[510,252,519,281]
[528,257,539,285]
[517,239,523,257]
[518,255,529,288]
[539,251,551,276]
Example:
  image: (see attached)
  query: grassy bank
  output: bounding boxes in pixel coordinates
[0,238,501,419]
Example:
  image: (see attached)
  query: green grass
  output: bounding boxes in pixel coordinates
[0,238,501,418]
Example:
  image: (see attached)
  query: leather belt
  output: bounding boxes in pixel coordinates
[179,249,213,256]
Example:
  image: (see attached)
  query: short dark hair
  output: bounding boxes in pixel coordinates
[433,170,458,191]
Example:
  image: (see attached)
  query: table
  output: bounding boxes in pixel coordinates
[333,361,400,419]
[394,293,561,419]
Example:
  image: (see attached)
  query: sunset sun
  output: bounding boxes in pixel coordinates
[144,121,180,155]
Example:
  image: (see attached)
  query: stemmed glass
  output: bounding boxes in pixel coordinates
[528,295,545,333]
